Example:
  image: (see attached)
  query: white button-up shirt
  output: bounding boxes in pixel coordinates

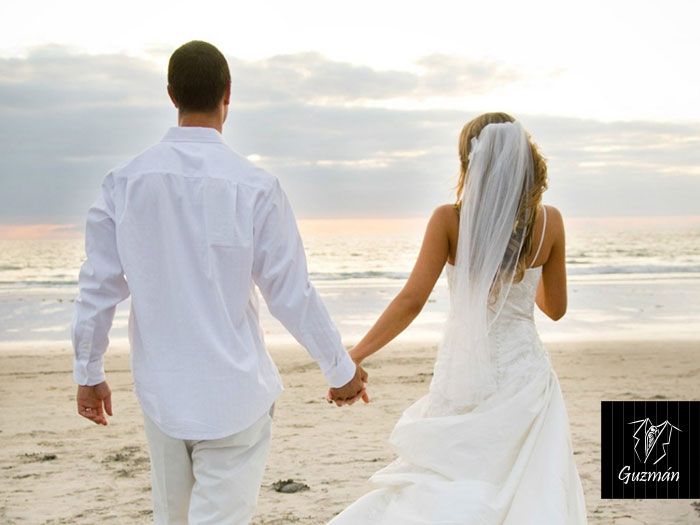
[72,126,356,439]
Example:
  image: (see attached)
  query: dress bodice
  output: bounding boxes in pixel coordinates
[445,263,550,386]
[444,262,542,319]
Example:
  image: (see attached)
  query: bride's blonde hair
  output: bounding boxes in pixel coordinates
[456,112,549,283]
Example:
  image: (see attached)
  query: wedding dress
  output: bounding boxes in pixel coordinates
[329,123,587,524]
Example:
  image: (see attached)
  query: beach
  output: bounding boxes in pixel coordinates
[1,218,699,523]
[1,340,698,524]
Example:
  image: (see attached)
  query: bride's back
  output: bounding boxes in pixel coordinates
[441,199,567,323]
[438,201,565,399]
[444,203,552,272]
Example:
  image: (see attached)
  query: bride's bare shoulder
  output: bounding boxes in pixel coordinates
[543,203,562,217]
[430,205,460,261]
[431,204,460,231]
[542,204,564,234]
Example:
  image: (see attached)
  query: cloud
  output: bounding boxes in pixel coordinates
[227,52,519,104]
[0,46,698,225]
[414,54,521,95]
[229,52,417,104]
[0,45,165,111]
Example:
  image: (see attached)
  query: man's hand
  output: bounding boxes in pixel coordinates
[327,364,369,407]
[76,381,113,426]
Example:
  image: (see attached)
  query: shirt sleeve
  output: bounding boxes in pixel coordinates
[252,178,356,388]
[71,173,130,386]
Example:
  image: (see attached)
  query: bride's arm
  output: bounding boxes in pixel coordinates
[349,206,452,364]
[535,206,567,320]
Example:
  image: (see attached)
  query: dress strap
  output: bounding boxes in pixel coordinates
[529,205,547,268]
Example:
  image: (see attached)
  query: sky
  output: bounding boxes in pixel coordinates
[1,0,699,234]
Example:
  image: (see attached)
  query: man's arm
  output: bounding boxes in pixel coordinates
[252,178,363,397]
[72,173,130,424]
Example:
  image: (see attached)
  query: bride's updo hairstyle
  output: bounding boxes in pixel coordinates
[456,112,549,283]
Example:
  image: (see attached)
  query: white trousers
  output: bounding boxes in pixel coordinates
[142,409,273,525]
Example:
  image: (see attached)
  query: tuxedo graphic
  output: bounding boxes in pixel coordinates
[629,418,681,465]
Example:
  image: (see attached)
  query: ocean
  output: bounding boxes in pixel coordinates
[1,216,699,349]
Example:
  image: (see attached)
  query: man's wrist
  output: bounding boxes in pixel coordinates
[78,380,105,388]
[74,370,106,387]
[73,359,106,386]
[324,352,357,388]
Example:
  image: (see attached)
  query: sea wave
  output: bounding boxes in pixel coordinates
[309,264,700,281]
[0,280,79,287]
[567,264,700,276]
[1,263,700,290]
[309,271,410,281]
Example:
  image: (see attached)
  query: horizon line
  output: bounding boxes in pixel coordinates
[2,215,700,240]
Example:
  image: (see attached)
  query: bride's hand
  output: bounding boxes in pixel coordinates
[326,362,370,406]
[350,351,370,395]
[326,385,369,406]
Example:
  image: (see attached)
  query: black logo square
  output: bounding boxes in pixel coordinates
[601,400,699,499]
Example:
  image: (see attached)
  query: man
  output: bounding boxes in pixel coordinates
[72,40,367,524]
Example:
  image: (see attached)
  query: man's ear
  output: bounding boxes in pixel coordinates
[167,85,179,108]
[223,81,231,106]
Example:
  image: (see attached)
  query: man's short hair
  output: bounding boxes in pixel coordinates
[168,41,230,113]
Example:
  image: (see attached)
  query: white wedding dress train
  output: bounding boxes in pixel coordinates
[330,263,588,524]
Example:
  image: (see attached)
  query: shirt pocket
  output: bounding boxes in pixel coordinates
[203,178,239,247]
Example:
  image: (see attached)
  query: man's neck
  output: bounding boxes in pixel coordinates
[178,112,223,133]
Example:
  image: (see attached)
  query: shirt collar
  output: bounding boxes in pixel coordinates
[161,126,226,144]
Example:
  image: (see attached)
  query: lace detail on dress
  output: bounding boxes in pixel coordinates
[424,264,550,417]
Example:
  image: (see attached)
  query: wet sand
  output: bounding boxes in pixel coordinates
[0,340,698,524]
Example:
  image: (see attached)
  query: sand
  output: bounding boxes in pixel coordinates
[1,340,699,524]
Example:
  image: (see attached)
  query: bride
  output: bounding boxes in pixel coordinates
[328,113,588,523]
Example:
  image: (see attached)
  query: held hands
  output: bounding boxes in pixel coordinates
[76,381,113,425]
[327,362,370,407]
